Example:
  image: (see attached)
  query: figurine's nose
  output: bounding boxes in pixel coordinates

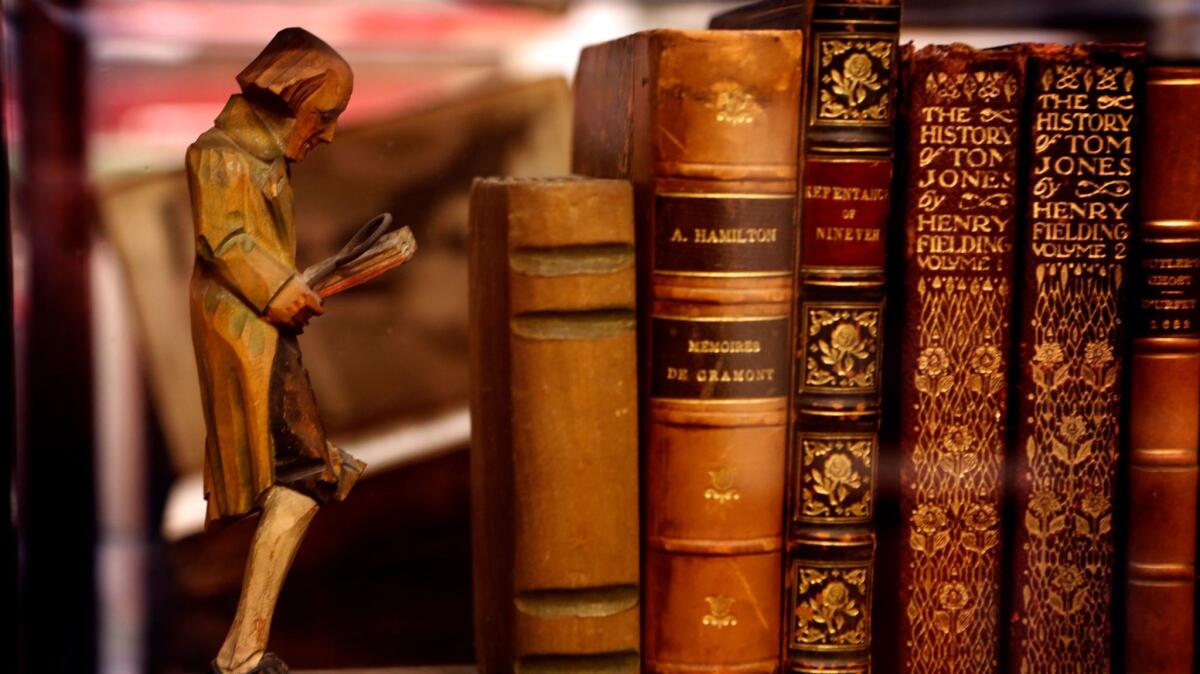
[319,121,337,144]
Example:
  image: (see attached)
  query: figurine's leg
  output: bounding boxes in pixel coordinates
[216,485,318,674]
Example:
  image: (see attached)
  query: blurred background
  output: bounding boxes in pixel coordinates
[4,1,1197,673]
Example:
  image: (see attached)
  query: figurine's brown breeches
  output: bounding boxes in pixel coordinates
[268,332,353,505]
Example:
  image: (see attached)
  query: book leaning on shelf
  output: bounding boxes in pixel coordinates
[573,29,804,674]
[468,177,641,674]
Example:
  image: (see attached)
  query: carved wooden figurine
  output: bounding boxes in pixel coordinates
[187,28,414,674]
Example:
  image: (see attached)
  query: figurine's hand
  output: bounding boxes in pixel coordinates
[266,275,324,330]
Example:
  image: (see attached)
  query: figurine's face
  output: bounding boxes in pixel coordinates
[286,71,352,162]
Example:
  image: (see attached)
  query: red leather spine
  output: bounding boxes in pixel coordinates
[787,3,900,674]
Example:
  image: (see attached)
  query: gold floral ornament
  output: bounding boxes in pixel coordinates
[918,346,948,375]
[817,38,892,122]
[1054,566,1085,593]
[702,595,738,628]
[1050,415,1094,467]
[1082,340,1118,391]
[967,344,1005,395]
[1033,341,1064,365]
[909,503,949,555]
[1031,340,1070,391]
[799,437,874,520]
[809,451,862,510]
[912,504,949,534]
[1075,489,1112,537]
[1047,566,1087,616]
[925,71,961,101]
[804,308,879,389]
[969,345,1001,373]
[963,503,998,531]
[704,468,741,504]
[825,323,872,379]
[832,54,881,107]
[1025,490,1066,540]
[938,425,979,479]
[1028,490,1060,519]
[926,70,1017,103]
[961,502,1000,556]
[914,345,953,396]
[708,81,762,126]
[792,567,869,646]
[933,582,974,635]
[1059,415,1087,443]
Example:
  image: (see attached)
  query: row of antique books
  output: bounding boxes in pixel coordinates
[467,2,1200,674]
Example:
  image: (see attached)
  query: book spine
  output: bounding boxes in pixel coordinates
[573,30,805,673]
[787,3,899,674]
[468,177,641,674]
[897,45,1024,674]
[709,0,806,29]
[1008,44,1144,673]
[641,32,804,674]
[1124,66,1200,674]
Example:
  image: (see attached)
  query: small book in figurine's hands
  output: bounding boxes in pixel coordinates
[302,212,418,299]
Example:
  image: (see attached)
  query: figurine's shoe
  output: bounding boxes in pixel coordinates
[207,653,288,674]
[247,653,289,673]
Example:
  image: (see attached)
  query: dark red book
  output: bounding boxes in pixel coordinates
[897,43,1025,674]
[1007,43,1144,673]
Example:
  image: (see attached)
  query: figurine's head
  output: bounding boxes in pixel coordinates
[237,27,353,162]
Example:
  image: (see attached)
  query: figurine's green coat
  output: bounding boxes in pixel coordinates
[187,94,350,528]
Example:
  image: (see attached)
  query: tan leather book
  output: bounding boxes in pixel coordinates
[715,2,901,672]
[468,177,640,674]
[1124,66,1200,674]
[573,30,805,673]
[896,44,1025,674]
[1007,43,1144,673]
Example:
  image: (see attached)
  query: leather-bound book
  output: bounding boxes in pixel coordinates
[897,44,1024,674]
[573,30,804,673]
[468,177,640,674]
[716,2,901,673]
[1123,66,1200,674]
[709,0,806,29]
[1007,43,1144,674]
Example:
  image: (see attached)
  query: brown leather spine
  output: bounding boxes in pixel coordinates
[897,44,1024,674]
[573,30,805,673]
[1007,43,1144,674]
[709,0,806,30]
[468,177,640,674]
[1123,66,1200,674]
